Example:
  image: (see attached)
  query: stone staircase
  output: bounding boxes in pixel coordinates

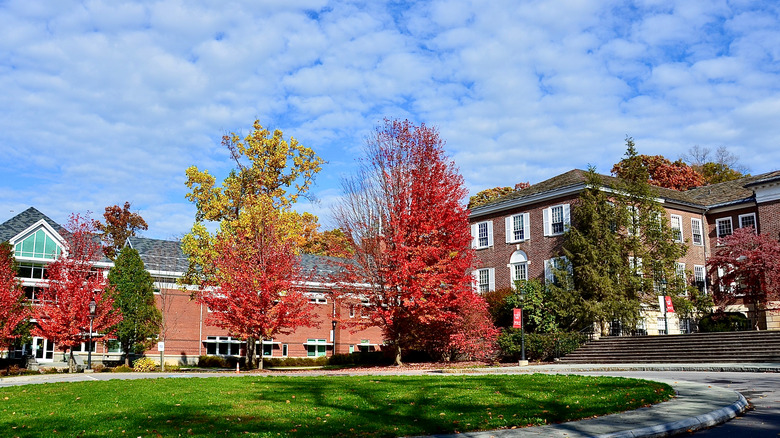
[560,331,780,364]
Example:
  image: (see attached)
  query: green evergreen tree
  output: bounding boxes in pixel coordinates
[562,138,689,335]
[107,247,162,366]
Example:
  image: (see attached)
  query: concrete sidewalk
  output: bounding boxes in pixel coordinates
[416,379,748,437]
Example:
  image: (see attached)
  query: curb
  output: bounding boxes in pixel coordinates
[599,392,749,438]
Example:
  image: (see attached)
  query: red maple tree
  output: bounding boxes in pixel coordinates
[0,243,28,349]
[612,154,704,191]
[197,215,317,369]
[708,227,780,326]
[336,119,499,365]
[32,214,121,368]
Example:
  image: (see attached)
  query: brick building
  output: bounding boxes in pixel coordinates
[469,169,780,334]
[0,207,382,366]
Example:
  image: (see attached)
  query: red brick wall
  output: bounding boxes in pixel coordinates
[472,195,710,291]
[757,200,780,240]
[472,195,578,289]
[149,288,384,361]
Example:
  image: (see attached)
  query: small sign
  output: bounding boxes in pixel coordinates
[513,308,523,328]
[157,341,165,352]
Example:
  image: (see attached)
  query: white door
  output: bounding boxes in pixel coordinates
[32,337,54,362]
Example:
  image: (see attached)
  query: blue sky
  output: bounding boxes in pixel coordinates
[1,0,779,239]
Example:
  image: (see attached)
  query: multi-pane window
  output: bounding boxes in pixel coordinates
[14,229,61,259]
[691,218,704,246]
[505,213,529,243]
[670,215,683,242]
[262,340,273,357]
[205,336,241,356]
[675,262,686,281]
[694,265,707,294]
[512,263,527,283]
[544,257,570,286]
[308,295,327,304]
[306,339,327,357]
[739,213,756,230]
[478,269,490,292]
[478,222,489,247]
[551,205,564,234]
[716,218,733,241]
[543,204,570,236]
[17,263,47,279]
[472,221,493,249]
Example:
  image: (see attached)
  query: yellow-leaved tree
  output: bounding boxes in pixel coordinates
[182,120,325,368]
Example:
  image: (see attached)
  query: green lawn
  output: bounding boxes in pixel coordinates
[0,374,673,437]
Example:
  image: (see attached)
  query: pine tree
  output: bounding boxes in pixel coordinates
[562,138,689,335]
[107,247,162,366]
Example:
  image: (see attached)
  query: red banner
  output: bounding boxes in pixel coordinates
[664,296,675,313]
[513,308,523,328]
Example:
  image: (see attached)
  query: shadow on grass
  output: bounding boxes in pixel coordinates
[0,374,672,437]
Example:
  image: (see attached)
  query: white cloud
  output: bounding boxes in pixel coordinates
[2,0,780,237]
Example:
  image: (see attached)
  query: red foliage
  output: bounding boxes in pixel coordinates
[32,213,121,350]
[93,202,148,259]
[612,154,704,191]
[197,218,317,352]
[708,227,780,310]
[0,244,27,348]
[337,119,498,362]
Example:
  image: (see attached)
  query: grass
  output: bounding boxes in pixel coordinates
[0,374,673,437]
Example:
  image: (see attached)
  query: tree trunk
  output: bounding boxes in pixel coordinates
[68,350,77,373]
[246,336,257,370]
[124,353,131,367]
[393,344,403,366]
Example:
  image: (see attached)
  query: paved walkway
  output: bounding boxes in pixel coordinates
[1,363,774,437]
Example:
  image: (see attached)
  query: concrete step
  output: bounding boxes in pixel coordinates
[559,330,780,364]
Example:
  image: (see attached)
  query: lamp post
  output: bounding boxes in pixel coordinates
[332,320,337,356]
[87,298,96,370]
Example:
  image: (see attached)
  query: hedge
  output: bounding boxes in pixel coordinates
[497,329,587,362]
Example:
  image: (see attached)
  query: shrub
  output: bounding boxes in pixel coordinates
[263,356,329,367]
[497,329,587,362]
[699,312,750,332]
[198,355,230,368]
[163,364,182,372]
[328,351,391,366]
[113,365,133,373]
[92,364,106,373]
[41,367,60,374]
[132,357,158,372]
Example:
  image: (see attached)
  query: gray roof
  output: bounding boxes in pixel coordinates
[0,207,64,243]
[127,236,350,281]
[476,169,780,213]
[127,236,189,273]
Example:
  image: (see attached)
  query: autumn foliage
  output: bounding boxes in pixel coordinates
[0,243,27,349]
[708,227,780,313]
[93,202,148,259]
[32,214,121,351]
[468,182,530,209]
[612,154,704,191]
[196,206,317,369]
[336,119,498,364]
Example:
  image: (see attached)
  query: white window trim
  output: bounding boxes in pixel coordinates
[472,268,495,293]
[471,220,494,249]
[670,214,683,243]
[691,218,704,246]
[694,265,707,294]
[675,262,686,281]
[543,204,570,237]
[738,213,757,231]
[716,217,733,242]
[544,256,571,285]
[505,213,530,243]
[628,256,643,276]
